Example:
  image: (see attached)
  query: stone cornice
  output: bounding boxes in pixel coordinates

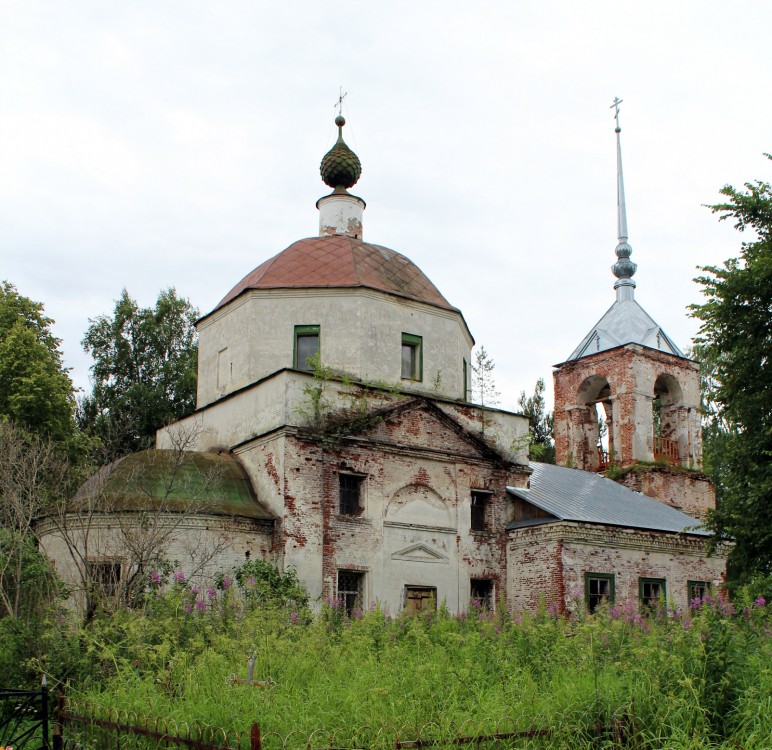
[507,521,728,557]
[35,512,273,538]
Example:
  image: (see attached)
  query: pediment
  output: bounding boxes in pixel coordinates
[391,542,449,564]
[357,400,497,460]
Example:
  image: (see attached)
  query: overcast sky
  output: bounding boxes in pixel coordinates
[2,1,770,412]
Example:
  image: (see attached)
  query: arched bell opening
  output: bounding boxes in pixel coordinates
[652,374,684,464]
[573,375,614,471]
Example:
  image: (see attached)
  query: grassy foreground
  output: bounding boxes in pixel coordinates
[60,580,771,750]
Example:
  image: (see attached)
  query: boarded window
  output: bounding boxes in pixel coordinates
[470,579,494,609]
[337,570,364,616]
[405,586,436,613]
[339,474,364,515]
[471,491,490,532]
[585,572,615,612]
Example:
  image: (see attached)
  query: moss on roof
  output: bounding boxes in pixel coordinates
[74,450,273,521]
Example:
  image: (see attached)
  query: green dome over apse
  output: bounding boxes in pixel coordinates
[71,450,273,520]
[320,115,362,190]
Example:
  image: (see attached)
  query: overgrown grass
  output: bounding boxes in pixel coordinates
[58,582,771,750]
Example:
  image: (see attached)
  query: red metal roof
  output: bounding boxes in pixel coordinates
[211,235,456,314]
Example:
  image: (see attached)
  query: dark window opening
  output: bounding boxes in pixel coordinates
[339,473,364,515]
[87,561,121,598]
[585,572,615,613]
[471,491,490,532]
[639,577,666,608]
[86,561,121,619]
[405,586,437,613]
[337,570,364,616]
[294,325,320,371]
[471,579,494,609]
[401,333,422,381]
[688,580,710,603]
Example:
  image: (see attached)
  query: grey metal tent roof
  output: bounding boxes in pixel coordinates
[565,298,685,362]
[507,462,709,536]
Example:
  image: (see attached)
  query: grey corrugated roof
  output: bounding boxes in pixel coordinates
[507,462,709,536]
[565,298,685,362]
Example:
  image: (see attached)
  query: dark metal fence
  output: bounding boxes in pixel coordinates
[0,677,50,750]
[55,696,633,750]
[55,696,259,750]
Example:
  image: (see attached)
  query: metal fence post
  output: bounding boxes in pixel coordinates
[41,674,50,750]
[250,722,262,750]
[53,691,64,750]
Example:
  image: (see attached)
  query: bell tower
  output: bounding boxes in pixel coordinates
[552,100,714,520]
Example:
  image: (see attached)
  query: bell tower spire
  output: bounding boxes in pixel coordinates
[610,97,637,301]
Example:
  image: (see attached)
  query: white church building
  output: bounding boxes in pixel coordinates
[40,113,726,615]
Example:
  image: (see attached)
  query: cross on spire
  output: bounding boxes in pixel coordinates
[610,97,623,133]
[334,87,348,116]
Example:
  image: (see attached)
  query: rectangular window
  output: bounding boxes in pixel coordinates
[585,572,615,613]
[462,358,468,400]
[294,325,320,371]
[405,586,437,613]
[339,473,364,516]
[688,580,710,603]
[87,561,121,598]
[471,579,494,609]
[639,577,666,608]
[401,333,423,381]
[470,490,491,532]
[337,570,364,617]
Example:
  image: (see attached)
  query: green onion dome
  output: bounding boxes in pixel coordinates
[320,115,362,190]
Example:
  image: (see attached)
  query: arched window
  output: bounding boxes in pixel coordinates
[574,375,613,470]
[652,374,683,464]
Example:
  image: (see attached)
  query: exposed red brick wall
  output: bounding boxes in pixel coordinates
[554,345,702,467]
[508,522,726,613]
[618,467,715,521]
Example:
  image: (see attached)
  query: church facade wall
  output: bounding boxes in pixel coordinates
[224,399,529,613]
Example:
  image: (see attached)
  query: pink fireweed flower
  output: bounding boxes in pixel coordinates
[755,596,766,608]
[290,611,299,624]
[195,599,206,612]
[207,588,217,599]
[183,601,193,614]
[221,576,232,589]
[191,586,200,595]
[247,577,256,586]
[174,571,186,583]
[150,571,162,585]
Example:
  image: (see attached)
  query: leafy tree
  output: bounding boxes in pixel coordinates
[690,155,772,583]
[0,281,77,446]
[0,422,72,621]
[79,289,199,456]
[517,377,555,463]
[471,346,500,408]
